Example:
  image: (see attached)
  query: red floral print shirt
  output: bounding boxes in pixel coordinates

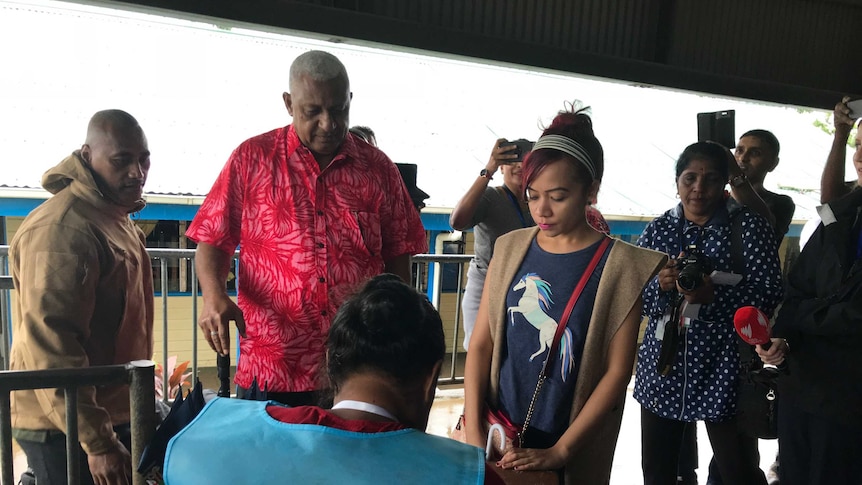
[187,126,427,391]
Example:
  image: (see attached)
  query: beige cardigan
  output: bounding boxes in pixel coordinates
[486,227,666,485]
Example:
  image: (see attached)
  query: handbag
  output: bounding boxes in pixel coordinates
[728,214,780,440]
[735,346,779,439]
[453,237,611,457]
[451,406,520,456]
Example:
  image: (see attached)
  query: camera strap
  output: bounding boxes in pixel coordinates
[728,212,761,368]
[676,217,705,256]
[657,292,685,376]
[729,212,744,275]
[501,185,528,228]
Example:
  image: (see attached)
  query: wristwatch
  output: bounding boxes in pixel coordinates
[479,169,494,180]
[729,173,748,188]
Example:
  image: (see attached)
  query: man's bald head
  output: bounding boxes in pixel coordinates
[80,109,150,208]
[85,109,142,145]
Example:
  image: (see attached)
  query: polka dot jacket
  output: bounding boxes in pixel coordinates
[633,200,783,422]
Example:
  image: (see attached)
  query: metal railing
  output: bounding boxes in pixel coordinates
[0,245,468,481]
[413,253,471,385]
[0,361,156,485]
[0,246,472,386]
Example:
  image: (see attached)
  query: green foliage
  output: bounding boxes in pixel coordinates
[813,116,834,136]
[811,112,856,148]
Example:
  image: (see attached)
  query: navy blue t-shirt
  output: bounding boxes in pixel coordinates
[497,238,611,448]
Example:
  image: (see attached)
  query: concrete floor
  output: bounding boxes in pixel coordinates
[12,377,778,484]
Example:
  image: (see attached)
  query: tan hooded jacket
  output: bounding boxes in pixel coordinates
[486,227,665,485]
[9,152,154,455]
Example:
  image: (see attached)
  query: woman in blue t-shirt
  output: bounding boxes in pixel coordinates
[463,103,665,485]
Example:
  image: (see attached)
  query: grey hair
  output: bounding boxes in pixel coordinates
[289,50,349,90]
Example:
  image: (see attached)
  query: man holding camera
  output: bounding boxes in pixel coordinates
[733,129,796,244]
[821,96,862,204]
[450,138,535,350]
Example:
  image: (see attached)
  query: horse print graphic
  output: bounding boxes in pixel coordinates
[508,273,575,381]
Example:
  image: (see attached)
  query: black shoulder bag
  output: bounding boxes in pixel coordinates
[730,214,779,440]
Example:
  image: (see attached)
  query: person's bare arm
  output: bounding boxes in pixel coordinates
[727,149,776,228]
[821,97,855,204]
[497,300,643,471]
[463,267,496,449]
[450,139,517,230]
[195,242,245,355]
[384,253,413,283]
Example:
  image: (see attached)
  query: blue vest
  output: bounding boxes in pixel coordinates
[163,398,485,485]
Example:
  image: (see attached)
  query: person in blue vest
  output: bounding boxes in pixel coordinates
[163,274,503,484]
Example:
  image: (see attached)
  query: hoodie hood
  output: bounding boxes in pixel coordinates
[42,151,146,214]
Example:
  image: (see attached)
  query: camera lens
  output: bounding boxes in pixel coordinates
[676,252,711,292]
[677,267,701,292]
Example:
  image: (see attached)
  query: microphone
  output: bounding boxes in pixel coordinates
[733,305,786,371]
[733,306,772,348]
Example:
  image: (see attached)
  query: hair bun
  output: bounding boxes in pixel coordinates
[546,100,594,134]
[527,99,604,183]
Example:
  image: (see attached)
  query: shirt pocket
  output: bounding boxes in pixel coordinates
[342,210,382,258]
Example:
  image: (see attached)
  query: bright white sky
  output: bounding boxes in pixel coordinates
[0,0,853,220]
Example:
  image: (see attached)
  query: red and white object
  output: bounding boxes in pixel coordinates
[733,305,773,349]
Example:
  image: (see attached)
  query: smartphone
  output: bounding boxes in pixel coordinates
[697,110,735,149]
[500,138,534,163]
[847,98,862,120]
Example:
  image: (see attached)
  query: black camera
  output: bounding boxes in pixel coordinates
[676,247,713,292]
[500,138,534,163]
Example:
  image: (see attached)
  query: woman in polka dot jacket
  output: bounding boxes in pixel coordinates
[634,141,783,485]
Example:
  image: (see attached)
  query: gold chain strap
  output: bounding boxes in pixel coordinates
[519,372,547,447]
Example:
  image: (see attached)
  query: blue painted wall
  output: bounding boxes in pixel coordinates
[0,197,804,238]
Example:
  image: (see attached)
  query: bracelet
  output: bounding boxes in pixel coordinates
[479,169,494,180]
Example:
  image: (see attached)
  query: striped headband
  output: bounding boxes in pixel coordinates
[532,134,596,179]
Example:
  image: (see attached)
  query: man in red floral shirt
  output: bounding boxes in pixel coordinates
[187,50,427,405]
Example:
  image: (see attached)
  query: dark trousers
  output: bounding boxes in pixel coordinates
[777,396,862,485]
[677,422,698,483]
[705,441,762,485]
[16,424,131,485]
[641,407,765,485]
[236,385,332,407]
[679,427,763,485]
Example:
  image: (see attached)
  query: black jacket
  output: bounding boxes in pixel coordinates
[774,188,862,425]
